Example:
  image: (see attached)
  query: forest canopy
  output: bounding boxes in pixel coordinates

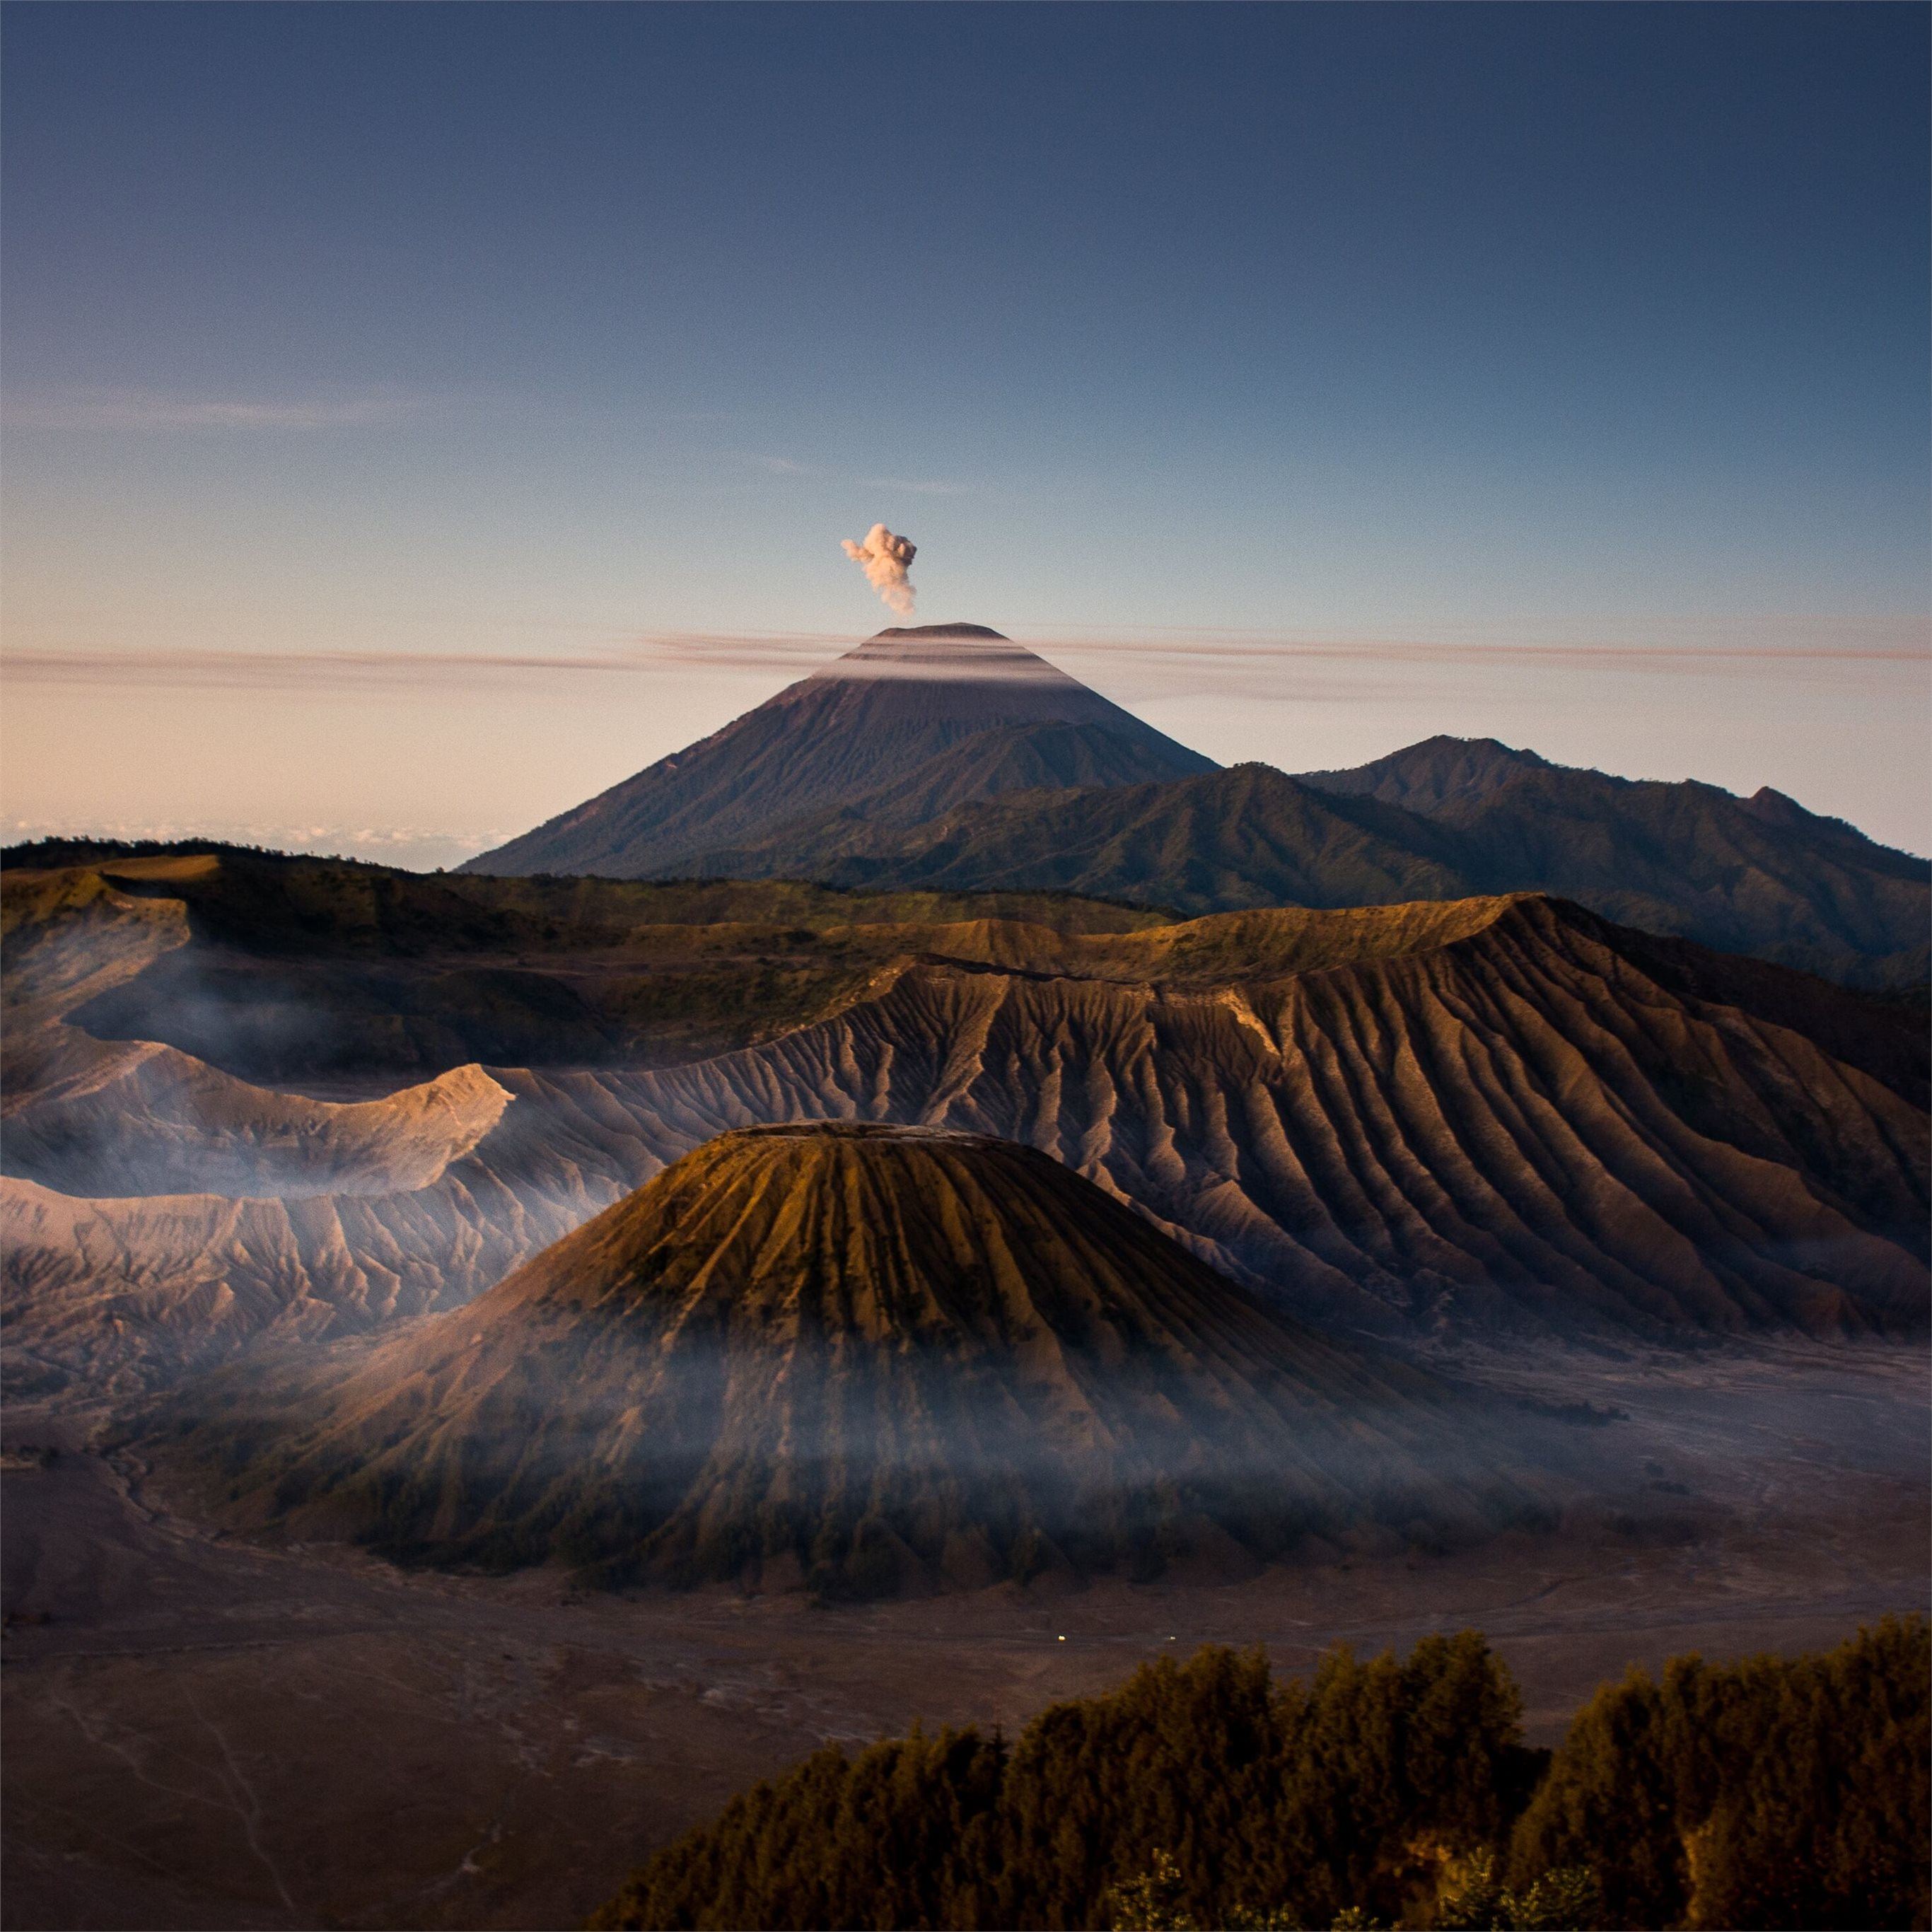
[588,1617,1928,1932]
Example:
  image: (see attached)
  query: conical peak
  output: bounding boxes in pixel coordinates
[866,624,1010,641]
[460,609,1213,875]
[603,1120,1061,1238]
[641,1119,1042,1206]
[166,1114,1547,1593]
[514,1119,1190,1319]
[812,622,1087,694]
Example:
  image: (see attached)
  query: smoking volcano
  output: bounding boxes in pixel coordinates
[459,625,1214,879]
[158,1123,1551,1595]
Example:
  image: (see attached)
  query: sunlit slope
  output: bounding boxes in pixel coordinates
[161,1124,1549,1593]
[1,859,194,1027]
[4,880,1924,1395]
[595,895,1926,1336]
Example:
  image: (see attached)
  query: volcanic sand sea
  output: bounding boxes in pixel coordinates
[3,1339,1924,1932]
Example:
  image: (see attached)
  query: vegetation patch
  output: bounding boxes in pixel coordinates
[590,1617,1928,1931]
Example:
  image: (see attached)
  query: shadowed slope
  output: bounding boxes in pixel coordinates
[1294,735,1555,814]
[676,745,1927,988]
[693,719,1216,867]
[459,627,1214,879]
[713,763,1471,912]
[1294,737,1930,986]
[159,1123,1550,1593]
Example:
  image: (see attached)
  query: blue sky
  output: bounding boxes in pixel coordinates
[4,2,1927,861]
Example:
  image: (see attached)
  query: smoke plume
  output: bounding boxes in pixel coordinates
[840,523,917,617]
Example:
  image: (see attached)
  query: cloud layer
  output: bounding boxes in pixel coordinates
[4,620,1922,693]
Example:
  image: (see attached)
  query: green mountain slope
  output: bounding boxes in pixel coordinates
[1,844,1170,1080]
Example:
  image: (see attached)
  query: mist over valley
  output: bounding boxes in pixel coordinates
[6,7,1928,1917]
[4,608,1926,1925]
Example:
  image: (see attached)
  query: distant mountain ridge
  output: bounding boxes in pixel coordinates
[706,762,1470,910]
[458,627,1926,986]
[1296,738,1930,986]
[675,752,1926,987]
[459,624,1215,878]
[1294,734,1555,814]
[725,754,1929,991]
[1296,733,1899,854]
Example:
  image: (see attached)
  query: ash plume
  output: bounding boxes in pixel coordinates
[840,523,917,617]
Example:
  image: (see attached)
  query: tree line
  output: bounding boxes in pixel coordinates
[587,1615,1928,1931]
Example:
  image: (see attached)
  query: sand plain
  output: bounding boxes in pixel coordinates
[4,1339,1925,1932]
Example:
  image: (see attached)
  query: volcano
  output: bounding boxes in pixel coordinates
[460,625,1215,880]
[161,1122,1547,1594]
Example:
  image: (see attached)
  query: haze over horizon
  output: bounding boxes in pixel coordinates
[3,4,1928,862]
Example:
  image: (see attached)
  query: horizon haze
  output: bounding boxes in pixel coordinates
[1,4,1928,860]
